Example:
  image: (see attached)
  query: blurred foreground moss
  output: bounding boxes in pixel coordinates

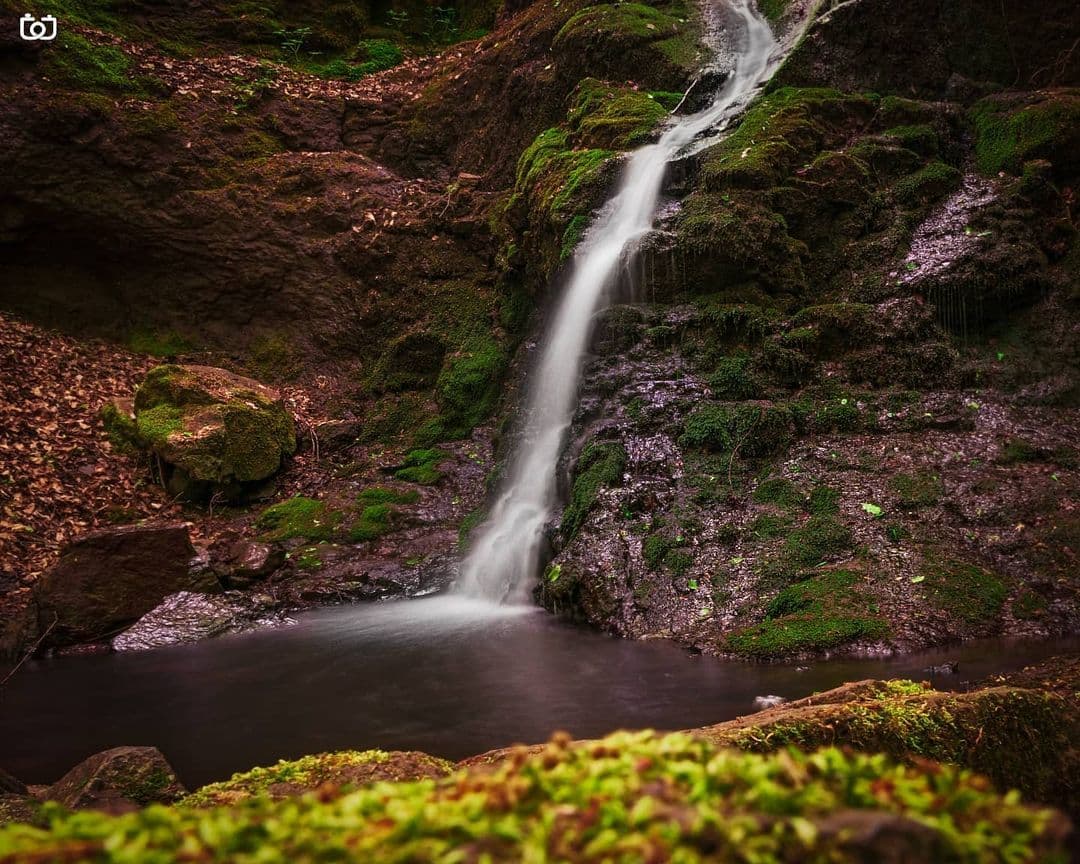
[0,730,1068,862]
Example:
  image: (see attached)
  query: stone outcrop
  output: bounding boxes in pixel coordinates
[48,746,187,812]
[33,524,215,646]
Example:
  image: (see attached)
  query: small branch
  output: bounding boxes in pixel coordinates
[671,77,700,115]
[0,614,57,689]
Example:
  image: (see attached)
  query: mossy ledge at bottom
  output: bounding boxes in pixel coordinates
[1,659,1077,862]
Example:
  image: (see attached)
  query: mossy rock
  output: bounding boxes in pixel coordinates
[680,402,796,457]
[183,750,453,807]
[133,365,295,499]
[257,496,340,542]
[726,570,885,658]
[918,552,1007,626]
[701,672,1080,814]
[971,90,1080,179]
[562,441,626,539]
[2,731,1069,861]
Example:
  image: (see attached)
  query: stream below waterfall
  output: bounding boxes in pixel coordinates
[1,595,1076,788]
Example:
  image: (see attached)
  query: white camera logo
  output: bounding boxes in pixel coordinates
[20,14,58,41]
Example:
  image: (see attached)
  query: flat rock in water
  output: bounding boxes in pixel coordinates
[113,591,291,652]
[49,746,187,812]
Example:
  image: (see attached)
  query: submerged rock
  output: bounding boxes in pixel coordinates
[112,591,290,652]
[33,525,216,646]
[132,364,296,501]
[48,746,187,812]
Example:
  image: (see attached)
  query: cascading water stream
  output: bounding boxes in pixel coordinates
[458,0,779,603]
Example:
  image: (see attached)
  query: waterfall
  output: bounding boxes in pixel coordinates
[457,0,779,603]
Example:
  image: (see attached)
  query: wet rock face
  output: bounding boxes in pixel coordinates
[130,365,296,501]
[33,524,216,647]
[111,591,291,652]
[538,73,1079,659]
[48,747,187,813]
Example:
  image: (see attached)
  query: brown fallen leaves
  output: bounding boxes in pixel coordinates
[0,313,179,587]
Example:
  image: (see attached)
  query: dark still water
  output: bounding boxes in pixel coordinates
[1,596,1076,788]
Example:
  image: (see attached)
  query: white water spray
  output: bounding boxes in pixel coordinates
[458,1,779,602]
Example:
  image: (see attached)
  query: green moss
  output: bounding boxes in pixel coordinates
[435,338,508,439]
[919,553,1007,625]
[562,441,626,539]
[971,92,1080,176]
[727,570,887,658]
[457,507,485,551]
[357,487,419,506]
[126,329,192,359]
[293,546,323,570]
[2,730,1066,861]
[555,2,701,72]
[257,496,339,542]
[567,79,670,149]
[883,124,939,156]
[680,403,794,456]
[707,356,760,400]
[751,477,802,510]
[807,485,840,516]
[700,88,872,190]
[749,513,793,540]
[560,214,589,261]
[888,471,944,508]
[183,749,452,807]
[393,449,444,485]
[304,39,403,80]
[783,515,853,568]
[99,403,141,455]
[349,504,395,543]
[249,332,301,380]
[43,31,147,93]
[133,404,184,447]
[757,0,791,23]
[717,682,1077,813]
[892,161,962,206]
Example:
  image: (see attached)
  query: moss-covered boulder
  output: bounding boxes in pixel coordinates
[183,750,454,807]
[132,365,296,500]
[0,731,1069,861]
[699,669,1080,816]
[48,747,187,813]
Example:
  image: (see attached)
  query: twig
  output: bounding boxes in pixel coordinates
[671,77,700,115]
[0,613,57,688]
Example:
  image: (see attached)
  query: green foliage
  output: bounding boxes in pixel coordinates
[393,449,444,485]
[562,442,626,538]
[727,570,887,658]
[680,403,794,456]
[888,471,944,508]
[0,731,1065,862]
[919,553,1007,624]
[257,496,338,542]
[884,124,939,155]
